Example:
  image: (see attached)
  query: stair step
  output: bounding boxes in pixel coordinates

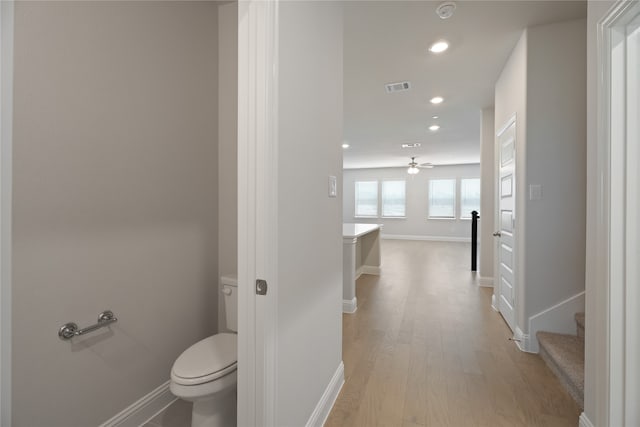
[575,312,585,338]
[537,331,584,409]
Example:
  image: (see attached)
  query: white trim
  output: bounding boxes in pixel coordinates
[579,412,595,427]
[381,234,470,243]
[514,326,530,353]
[237,1,279,426]
[528,292,585,353]
[342,298,357,314]
[0,2,13,425]
[478,276,494,287]
[597,2,640,425]
[304,362,344,427]
[491,294,499,312]
[361,265,381,276]
[98,381,176,427]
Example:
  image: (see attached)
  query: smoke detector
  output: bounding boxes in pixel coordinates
[436,2,456,19]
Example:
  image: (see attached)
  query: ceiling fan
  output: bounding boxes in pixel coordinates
[407,157,434,174]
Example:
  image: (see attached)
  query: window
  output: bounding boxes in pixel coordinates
[428,179,456,218]
[460,178,481,219]
[382,180,406,217]
[355,181,378,217]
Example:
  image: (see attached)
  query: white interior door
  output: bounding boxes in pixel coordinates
[495,117,517,332]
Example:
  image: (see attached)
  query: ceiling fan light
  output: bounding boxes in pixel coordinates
[408,166,420,175]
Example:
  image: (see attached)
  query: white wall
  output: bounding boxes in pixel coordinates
[480,107,495,284]
[343,164,481,241]
[12,3,219,425]
[494,19,587,336]
[277,2,343,426]
[217,1,238,332]
[585,1,616,424]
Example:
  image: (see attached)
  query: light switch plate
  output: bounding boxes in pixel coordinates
[529,184,542,200]
[329,176,337,197]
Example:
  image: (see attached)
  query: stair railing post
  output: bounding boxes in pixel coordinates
[471,210,479,271]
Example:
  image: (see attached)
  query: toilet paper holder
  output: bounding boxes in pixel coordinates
[58,310,118,340]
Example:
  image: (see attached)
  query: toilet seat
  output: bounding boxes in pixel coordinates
[171,333,237,386]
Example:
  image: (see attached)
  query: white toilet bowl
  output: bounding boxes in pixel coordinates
[170,333,237,427]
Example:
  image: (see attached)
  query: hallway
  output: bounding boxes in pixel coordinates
[325,240,580,427]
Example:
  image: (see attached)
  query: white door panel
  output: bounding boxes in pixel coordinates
[495,117,517,332]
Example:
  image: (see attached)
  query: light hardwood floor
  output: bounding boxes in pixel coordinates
[325,239,581,427]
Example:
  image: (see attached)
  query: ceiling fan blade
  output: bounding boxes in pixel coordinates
[419,162,435,168]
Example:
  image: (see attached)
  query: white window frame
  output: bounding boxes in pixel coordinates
[354,180,379,218]
[381,180,406,218]
[459,177,481,220]
[428,178,456,220]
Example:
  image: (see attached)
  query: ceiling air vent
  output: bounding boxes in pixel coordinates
[385,81,411,94]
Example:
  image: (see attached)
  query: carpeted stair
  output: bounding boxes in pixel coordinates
[536,312,585,409]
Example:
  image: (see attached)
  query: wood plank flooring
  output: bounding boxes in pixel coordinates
[325,240,580,427]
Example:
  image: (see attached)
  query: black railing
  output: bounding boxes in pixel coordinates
[471,210,479,271]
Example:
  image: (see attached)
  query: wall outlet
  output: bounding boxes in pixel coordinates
[329,176,337,197]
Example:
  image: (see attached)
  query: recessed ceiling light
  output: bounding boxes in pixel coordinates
[429,125,440,131]
[342,143,350,149]
[430,96,444,104]
[429,40,449,54]
[432,115,439,119]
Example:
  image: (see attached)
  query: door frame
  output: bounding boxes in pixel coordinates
[237,1,279,426]
[0,1,14,425]
[596,1,640,425]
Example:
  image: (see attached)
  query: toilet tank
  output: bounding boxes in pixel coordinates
[221,274,238,332]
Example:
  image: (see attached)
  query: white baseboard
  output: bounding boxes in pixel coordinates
[361,265,381,275]
[381,234,471,243]
[305,361,345,427]
[99,381,177,427]
[343,297,357,314]
[514,326,531,353]
[491,294,499,312]
[528,291,585,353]
[478,276,494,287]
[579,412,594,427]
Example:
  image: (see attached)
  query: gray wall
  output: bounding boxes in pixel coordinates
[12,2,219,425]
[217,1,238,332]
[525,19,586,318]
[494,18,586,334]
[343,164,481,240]
[277,2,343,425]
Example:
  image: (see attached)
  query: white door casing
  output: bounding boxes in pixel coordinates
[596,2,640,425]
[495,116,517,333]
[0,2,13,425]
[237,1,278,426]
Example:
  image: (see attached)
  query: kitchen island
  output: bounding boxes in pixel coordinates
[342,223,382,313]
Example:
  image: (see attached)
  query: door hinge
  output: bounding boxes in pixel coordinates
[256,279,268,296]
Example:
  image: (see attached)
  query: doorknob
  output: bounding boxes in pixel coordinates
[493,231,502,237]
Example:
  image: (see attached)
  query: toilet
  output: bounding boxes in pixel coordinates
[170,275,238,427]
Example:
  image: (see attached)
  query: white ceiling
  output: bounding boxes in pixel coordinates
[343,0,586,169]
